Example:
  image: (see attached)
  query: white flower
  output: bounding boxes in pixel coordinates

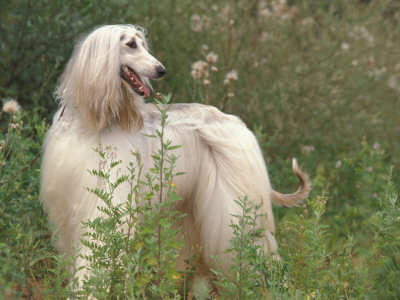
[302,145,315,154]
[227,92,235,98]
[367,55,375,63]
[335,160,342,168]
[191,70,201,80]
[202,16,210,30]
[203,79,210,86]
[191,60,209,80]
[349,25,374,45]
[2,99,20,114]
[260,8,272,18]
[191,15,203,32]
[192,60,207,71]
[301,17,314,26]
[206,52,218,64]
[341,42,350,51]
[225,70,238,81]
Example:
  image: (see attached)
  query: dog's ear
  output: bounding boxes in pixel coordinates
[136,31,149,51]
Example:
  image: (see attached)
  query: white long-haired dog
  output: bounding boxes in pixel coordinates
[40,24,311,283]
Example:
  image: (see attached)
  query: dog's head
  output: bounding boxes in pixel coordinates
[119,28,166,98]
[56,25,166,132]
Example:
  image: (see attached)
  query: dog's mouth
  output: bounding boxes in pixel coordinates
[120,66,151,98]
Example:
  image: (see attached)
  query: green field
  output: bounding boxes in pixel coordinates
[1,0,399,298]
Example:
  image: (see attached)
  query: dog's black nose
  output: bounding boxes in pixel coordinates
[156,65,167,78]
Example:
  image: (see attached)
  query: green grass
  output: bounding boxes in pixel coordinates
[1,0,400,298]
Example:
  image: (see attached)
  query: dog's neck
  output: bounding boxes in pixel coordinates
[62,89,145,133]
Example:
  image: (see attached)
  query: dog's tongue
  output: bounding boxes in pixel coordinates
[143,84,150,98]
[131,71,151,98]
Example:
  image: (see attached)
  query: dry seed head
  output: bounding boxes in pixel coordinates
[341,42,350,51]
[206,52,218,64]
[2,99,20,114]
[191,15,203,32]
[191,60,209,80]
[225,70,238,81]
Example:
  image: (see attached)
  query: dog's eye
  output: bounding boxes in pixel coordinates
[126,41,137,49]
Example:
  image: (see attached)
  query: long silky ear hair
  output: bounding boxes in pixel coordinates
[55,25,144,132]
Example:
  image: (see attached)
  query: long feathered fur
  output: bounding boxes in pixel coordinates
[40,24,311,283]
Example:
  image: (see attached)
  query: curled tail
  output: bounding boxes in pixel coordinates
[271,158,311,207]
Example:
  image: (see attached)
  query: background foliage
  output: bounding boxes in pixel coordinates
[1,0,399,298]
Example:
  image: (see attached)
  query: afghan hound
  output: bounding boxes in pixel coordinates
[40,24,311,284]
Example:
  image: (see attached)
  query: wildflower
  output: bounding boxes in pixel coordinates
[110,152,117,158]
[211,5,218,12]
[260,8,272,18]
[169,182,176,188]
[349,25,374,45]
[203,79,210,86]
[191,15,203,32]
[224,79,230,86]
[351,60,359,66]
[225,70,238,81]
[341,42,350,51]
[388,76,398,90]
[191,70,200,80]
[366,166,373,172]
[335,160,342,168]
[211,66,218,73]
[2,99,20,114]
[302,145,315,154]
[372,142,380,150]
[368,67,387,77]
[191,60,208,80]
[201,44,209,52]
[367,55,375,63]
[227,92,235,99]
[301,17,314,26]
[202,16,210,30]
[206,52,218,64]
